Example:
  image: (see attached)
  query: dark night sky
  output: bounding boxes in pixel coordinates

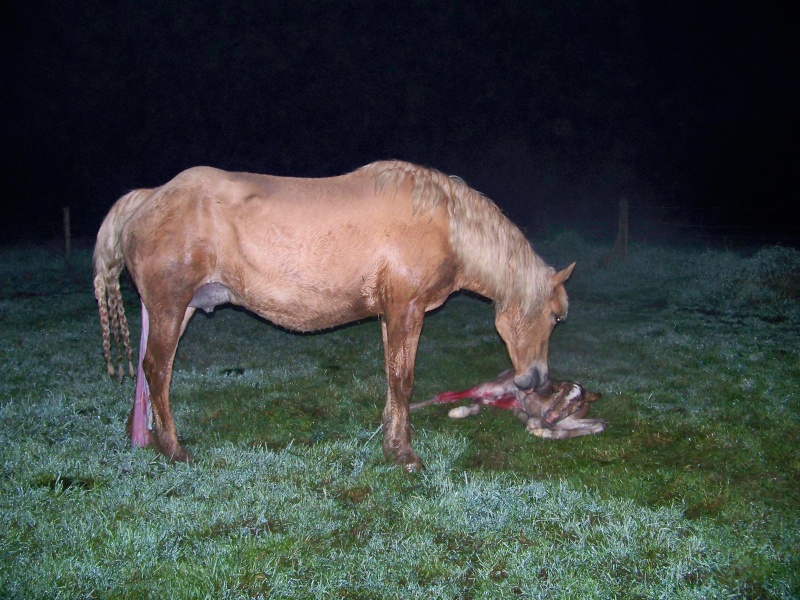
[2,1,797,248]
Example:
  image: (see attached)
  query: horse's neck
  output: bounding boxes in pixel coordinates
[455,275,501,304]
[454,234,546,313]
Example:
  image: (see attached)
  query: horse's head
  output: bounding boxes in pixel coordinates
[495,262,575,392]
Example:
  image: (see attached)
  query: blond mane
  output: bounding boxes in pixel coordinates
[360,160,553,313]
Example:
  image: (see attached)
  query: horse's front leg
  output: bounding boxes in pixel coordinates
[380,305,425,472]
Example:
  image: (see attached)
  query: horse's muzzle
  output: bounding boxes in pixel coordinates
[514,366,549,394]
[541,408,561,428]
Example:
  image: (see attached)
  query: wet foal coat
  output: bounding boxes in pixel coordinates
[411,369,605,439]
[94,161,574,471]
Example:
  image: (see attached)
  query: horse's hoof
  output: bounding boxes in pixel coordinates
[397,452,424,473]
[403,460,424,473]
[157,441,192,463]
[169,447,193,463]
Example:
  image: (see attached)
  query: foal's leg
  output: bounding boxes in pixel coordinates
[141,306,194,462]
[527,417,605,439]
[380,304,425,472]
[447,403,483,419]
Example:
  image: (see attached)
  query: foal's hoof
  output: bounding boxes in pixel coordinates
[527,427,549,438]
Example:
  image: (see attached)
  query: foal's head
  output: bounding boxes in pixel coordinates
[494,263,575,392]
[537,381,601,427]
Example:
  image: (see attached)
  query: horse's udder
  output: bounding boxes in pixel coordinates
[188,282,233,313]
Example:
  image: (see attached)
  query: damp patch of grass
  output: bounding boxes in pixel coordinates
[1,236,799,598]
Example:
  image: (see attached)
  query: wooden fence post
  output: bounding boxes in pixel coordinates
[63,206,72,264]
[602,198,628,267]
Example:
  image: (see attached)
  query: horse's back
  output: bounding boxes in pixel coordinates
[137,165,411,229]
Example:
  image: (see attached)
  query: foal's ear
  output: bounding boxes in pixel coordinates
[553,262,576,286]
[585,391,601,403]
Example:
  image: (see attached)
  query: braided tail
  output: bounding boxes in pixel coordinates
[92,189,152,380]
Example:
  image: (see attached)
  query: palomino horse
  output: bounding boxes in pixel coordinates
[93,160,574,471]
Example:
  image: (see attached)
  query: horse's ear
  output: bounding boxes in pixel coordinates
[585,391,601,403]
[553,262,576,286]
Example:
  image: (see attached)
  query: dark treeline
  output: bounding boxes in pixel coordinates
[3,1,795,245]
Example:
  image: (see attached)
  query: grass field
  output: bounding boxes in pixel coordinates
[1,235,798,598]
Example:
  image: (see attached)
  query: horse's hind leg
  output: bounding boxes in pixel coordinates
[142,306,193,462]
[129,304,196,450]
[380,304,425,472]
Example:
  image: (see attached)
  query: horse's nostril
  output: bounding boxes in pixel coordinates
[514,372,533,391]
[515,368,550,393]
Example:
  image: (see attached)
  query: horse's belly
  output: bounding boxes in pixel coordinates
[245,292,376,332]
[232,271,379,332]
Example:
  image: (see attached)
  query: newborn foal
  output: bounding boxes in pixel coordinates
[410,369,604,439]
